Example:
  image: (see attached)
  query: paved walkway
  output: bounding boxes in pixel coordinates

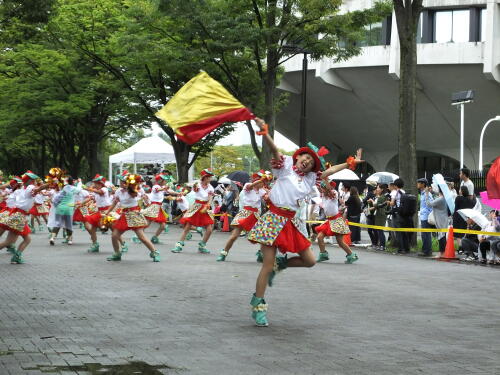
[0,225,499,374]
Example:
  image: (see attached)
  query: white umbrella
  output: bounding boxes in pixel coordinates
[457,209,489,229]
[366,172,399,184]
[328,169,360,181]
[432,173,455,214]
[218,176,231,185]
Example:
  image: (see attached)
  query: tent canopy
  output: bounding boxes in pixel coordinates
[109,135,177,164]
[108,135,194,181]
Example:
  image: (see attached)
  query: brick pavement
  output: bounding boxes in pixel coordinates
[0,225,499,374]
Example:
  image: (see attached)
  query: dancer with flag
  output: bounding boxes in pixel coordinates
[246,118,364,327]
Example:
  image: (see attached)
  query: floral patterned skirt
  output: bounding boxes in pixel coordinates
[113,206,148,232]
[29,203,49,216]
[247,202,310,254]
[0,208,31,236]
[315,215,351,236]
[231,206,259,232]
[179,200,214,227]
[142,202,168,223]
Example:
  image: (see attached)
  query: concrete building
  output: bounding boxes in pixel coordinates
[277,0,500,176]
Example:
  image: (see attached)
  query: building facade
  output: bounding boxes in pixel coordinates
[277,0,500,176]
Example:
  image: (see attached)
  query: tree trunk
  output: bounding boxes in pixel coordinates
[171,139,191,182]
[260,52,278,170]
[398,35,417,195]
[87,137,102,178]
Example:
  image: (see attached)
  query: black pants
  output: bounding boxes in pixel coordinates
[395,214,413,252]
[348,215,361,242]
[366,216,377,245]
[461,238,479,257]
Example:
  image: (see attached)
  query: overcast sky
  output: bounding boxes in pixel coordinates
[150,122,298,151]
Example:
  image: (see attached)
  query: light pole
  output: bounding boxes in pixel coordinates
[478,115,500,171]
[451,90,474,169]
[283,45,310,147]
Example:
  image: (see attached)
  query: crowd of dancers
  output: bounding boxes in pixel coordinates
[0,117,364,327]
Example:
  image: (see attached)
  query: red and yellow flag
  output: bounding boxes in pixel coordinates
[155,71,255,145]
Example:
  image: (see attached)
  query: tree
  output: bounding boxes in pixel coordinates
[393,0,423,194]
[160,0,392,169]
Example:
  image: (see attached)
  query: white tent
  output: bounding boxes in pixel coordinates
[108,135,193,181]
[328,169,360,180]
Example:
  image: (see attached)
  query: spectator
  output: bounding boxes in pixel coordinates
[389,178,413,254]
[368,183,389,250]
[425,185,449,257]
[453,185,478,250]
[459,168,474,197]
[478,210,500,264]
[345,186,362,244]
[362,181,378,248]
[417,178,433,257]
[461,218,481,262]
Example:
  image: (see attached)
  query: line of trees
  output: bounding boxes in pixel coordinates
[0,0,392,180]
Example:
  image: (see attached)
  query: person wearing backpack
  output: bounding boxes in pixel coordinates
[388,178,415,254]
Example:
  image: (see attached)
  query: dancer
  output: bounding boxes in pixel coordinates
[29,183,49,232]
[0,171,49,263]
[142,173,177,244]
[246,117,363,326]
[0,177,23,252]
[49,176,80,246]
[315,180,358,263]
[104,174,160,262]
[171,169,215,254]
[83,174,112,253]
[216,170,270,262]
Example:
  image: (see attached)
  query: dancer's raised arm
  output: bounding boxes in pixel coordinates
[322,148,364,179]
[254,117,280,161]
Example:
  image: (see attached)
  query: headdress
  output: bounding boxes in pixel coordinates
[22,170,39,183]
[293,145,323,173]
[200,169,214,178]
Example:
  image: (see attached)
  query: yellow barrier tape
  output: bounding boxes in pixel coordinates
[305,220,500,237]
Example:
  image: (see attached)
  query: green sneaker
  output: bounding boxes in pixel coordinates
[250,294,269,327]
[61,238,69,244]
[256,250,263,263]
[186,232,193,241]
[164,224,170,234]
[10,250,24,264]
[345,252,359,264]
[216,250,228,262]
[87,242,99,253]
[317,251,329,262]
[106,252,122,261]
[198,241,210,254]
[150,250,160,262]
[6,245,16,254]
[171,241,184,253]
[132,235,141,244]
[151,235,160,244]
[121,242,128,253]
[268,255,287,287]
[196,227,204,236]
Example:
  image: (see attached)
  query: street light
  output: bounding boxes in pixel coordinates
[451,90,474,169]
[283,45,310,147]
[478,115,500,171]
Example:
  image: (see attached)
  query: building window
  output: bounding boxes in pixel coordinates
[480,8,486,41]
[434,9,469,43]
[356,22,384,47]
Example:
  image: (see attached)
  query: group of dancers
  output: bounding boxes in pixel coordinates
[0,117,364,327]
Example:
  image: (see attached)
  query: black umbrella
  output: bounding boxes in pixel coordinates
[227,170,250,185]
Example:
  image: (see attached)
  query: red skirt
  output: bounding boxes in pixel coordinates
[0,201,6,211]
[29,203,49,216]
[179,200,214,227]
[85,206,109,227]
[314,214,350,236]
[73,208,85,222]
[143,202,168,223]
[113,206,148,232]
[0,208,31,236]
[248,203,310,254]
[231,206,259,231]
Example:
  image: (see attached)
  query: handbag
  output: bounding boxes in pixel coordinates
[427,211,436,226]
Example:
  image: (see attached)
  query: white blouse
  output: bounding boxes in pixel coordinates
[269,156,316,211]
[114,188,143,208]
[194,183,214,201]
[241,183,266,209]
